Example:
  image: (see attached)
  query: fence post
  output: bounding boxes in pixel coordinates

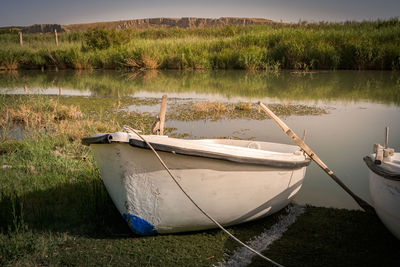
[54,29,58,46]
[19,32,23,46]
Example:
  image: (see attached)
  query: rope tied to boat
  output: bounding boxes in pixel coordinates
[121,125,284,267]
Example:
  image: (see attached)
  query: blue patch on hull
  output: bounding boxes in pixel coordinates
[122,213,158,236]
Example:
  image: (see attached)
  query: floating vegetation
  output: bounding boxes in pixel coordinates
[167,101,328,121]
[192,101,228,113]
[0,95,329,143]
[0,97,113,142]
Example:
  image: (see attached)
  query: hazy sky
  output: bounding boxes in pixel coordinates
[1,0,399,27]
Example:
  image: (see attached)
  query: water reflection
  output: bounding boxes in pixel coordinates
[1,70,399,105]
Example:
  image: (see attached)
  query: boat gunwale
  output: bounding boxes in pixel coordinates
[82,133,310,169]
[364,155,400,181]
[128,138,310,169]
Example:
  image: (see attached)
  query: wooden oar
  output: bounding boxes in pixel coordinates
[258,102,375,214]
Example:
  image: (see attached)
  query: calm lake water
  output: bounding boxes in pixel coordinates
[1,70,400,210]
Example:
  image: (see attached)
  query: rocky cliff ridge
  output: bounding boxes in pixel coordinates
[22,17,279,33]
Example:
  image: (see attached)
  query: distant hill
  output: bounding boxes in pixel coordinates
[0,26,23,34]
[21,17,280,33]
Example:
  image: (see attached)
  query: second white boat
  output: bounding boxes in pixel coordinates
[364,141,400,239]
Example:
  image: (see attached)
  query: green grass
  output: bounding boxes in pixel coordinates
[1,19,400,70]
[251,206,400,267]
[1,95,399,266]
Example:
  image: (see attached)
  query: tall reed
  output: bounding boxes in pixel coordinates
[1,19,399,70]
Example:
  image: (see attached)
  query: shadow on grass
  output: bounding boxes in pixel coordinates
[251,206,400,267]
[0,180,133,238]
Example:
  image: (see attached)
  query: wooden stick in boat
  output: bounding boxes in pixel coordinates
[384,126,389,148]
[159,95,168,135]
[258,102,375,214]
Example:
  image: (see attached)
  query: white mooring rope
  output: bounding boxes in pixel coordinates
[123,125,284,267]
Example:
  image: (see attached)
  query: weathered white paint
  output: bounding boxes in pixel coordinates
[90,132,309,234]
[368,152,400,239]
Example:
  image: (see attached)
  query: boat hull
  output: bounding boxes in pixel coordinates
[369,170,400,239]
[92,142,307,235]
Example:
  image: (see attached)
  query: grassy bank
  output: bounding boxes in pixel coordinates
[1,19,400,71]
[1,95,399,266]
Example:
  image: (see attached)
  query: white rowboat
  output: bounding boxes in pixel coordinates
[82,132,310,235]
[364,144,400,239]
